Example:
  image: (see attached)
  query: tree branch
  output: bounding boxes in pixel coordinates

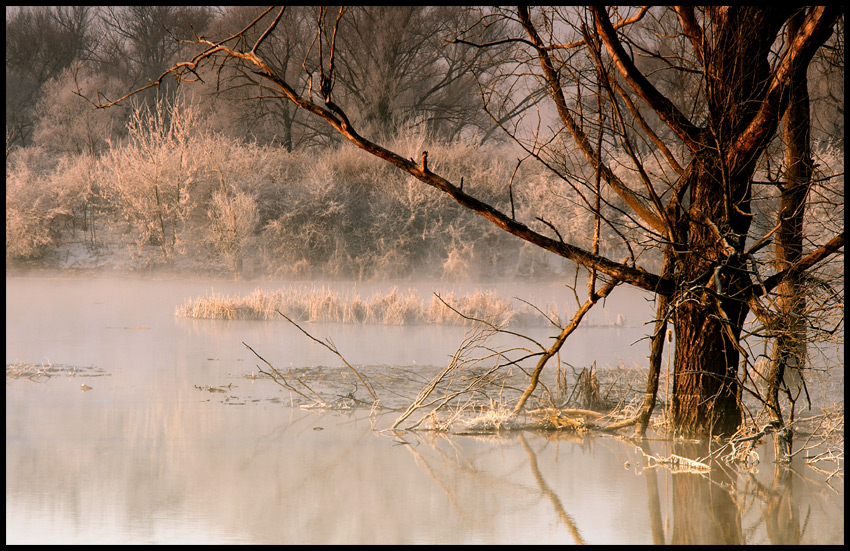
[592,6,703,152]
[752,231,844,298]
[517,6,668,236]
[729,5,841,170]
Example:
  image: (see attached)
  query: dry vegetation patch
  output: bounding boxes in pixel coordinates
[176,286,566,326]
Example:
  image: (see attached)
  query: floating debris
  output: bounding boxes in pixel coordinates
[80,384,93,392]
[195,384,226,393]
[6,362,108,382]
[194,383,232,393]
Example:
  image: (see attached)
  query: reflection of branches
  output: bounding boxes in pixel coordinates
[390,430,539,524]
[394,433,467,518]
[518,433,586,544]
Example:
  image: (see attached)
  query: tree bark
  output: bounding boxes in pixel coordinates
[669,150,752,437]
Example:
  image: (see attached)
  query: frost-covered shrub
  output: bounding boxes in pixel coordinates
[98,96,200,264]
[207,190,259,276]
[6,147,71,261]
[32,66,127,156]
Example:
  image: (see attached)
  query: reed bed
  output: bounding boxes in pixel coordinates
[176,286,556,326]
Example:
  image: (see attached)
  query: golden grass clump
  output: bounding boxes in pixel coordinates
[176,286,563,326]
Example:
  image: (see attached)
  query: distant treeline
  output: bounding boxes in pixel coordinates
[7,95,660,280]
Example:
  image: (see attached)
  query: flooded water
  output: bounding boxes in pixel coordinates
[6,275,844,544]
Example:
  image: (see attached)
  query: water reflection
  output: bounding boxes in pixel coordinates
[387,431,841,545]
[6,276,844,544]
[517,433,586,544]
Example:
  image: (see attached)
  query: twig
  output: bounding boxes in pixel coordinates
[276,309,379,404]
[242,341,327,405]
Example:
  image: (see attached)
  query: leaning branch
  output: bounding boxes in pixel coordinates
[752,231,844,299]
[513,277,620,414]
[276,309,379,404]
[592,6,703,152]
[517,6,669,237]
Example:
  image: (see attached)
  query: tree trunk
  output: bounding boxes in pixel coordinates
[666,8,788,437]
[766,12,813,460]
[671,304,743,437]
[670,151,753,437]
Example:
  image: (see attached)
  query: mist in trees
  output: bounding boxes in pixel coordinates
[5,7,845,443]
[5,5,584,279]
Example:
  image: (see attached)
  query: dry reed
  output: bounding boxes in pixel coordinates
[176,286,560,326]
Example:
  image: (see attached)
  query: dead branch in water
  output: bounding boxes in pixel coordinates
[276,308,380,405]
[514,277,620,413]
[242,340,330,407]
[391,319,500,430]
[391,293,543,430]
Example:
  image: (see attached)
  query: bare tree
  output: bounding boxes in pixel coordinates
[331,6,496,142]
[190,6,325,150]
[89,6,844,439]
[98,6,214,91]
[6,6,97,148]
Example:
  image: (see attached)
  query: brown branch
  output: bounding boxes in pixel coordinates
[592,6,703,152]
[551,6,650,51]
[84,9,674,296]
[517,7,668,237]
[513,278,620,414]
[251,7,285,55]
[276,309,379,404]
[729,5,841,169]
[674,6,705,66]
[242,341,328,406]
[262,60,672,293]
[753,232,844,298]
[610,79,684,175]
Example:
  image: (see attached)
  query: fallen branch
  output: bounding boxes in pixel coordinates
[242,341,329,407]
[637,448,711,473]
[276,308,380,405]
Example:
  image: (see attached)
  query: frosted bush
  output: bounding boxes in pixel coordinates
[207,190,259,276]
[5,147,70,261]
[98,98,196,263]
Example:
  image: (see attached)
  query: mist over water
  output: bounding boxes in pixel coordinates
[6,275,844,544]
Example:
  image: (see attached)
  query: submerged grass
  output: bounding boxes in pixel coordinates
[175,286,556,326]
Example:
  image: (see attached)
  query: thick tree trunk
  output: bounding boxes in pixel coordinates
[671,304,743,437]
[665,8,790,438]
[670,152,752,437]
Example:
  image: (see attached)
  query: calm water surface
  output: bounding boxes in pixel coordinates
[6,276,844,544]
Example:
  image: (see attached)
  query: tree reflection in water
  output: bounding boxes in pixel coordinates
[392,430,838,544]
